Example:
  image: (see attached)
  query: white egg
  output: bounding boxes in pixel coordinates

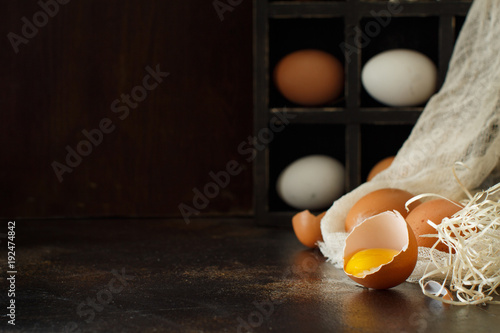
[361,49,437,107]
[276,155,345,210]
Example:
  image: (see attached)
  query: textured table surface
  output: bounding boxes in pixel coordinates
[1,218,499,333]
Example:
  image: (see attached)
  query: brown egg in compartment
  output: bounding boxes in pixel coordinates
[367,156,395,181]
[273,49,344,106]
[405,198,464,253]
[345,188,421,233]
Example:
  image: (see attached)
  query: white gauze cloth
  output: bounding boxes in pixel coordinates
[318,0,500,282]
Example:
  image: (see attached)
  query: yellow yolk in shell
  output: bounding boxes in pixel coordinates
[345,248,400,277]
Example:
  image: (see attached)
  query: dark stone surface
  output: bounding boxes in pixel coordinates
[1,218,499,332]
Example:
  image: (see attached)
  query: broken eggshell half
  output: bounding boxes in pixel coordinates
[423,280,454,302]
[292,210,326,248]
[343,210,418,289]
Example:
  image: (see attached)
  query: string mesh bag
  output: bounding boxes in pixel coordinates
[318,0,500,304]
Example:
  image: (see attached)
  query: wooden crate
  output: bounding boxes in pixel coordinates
[253,0,472,226]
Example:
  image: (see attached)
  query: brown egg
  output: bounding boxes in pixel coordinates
[343,210,418,289]
[292,210,326,248]
[405,198,463,253]
[367,156,395,181]
[345,188,421,232]
[273,49,344,106]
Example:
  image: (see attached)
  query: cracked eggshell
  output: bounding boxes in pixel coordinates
[424,281,454,302]
[343,210,418,290]
[292,210,326,248]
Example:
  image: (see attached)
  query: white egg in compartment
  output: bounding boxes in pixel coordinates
[361,49,437,107]
[276,155,345,210]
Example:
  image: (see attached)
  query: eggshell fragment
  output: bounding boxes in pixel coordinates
[423,280,454,301]
[345,188,421,232]
[343,210,418,289]
[406,199,464,252]
[292,210,326,248]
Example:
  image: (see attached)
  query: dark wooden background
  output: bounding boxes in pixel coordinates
[0,0,253,219]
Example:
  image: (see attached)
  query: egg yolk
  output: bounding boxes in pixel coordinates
[345,248,400,277]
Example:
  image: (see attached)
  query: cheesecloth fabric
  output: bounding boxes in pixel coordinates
[318,0,500,282]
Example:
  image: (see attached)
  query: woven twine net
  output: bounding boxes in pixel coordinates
[319,0,500,283]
